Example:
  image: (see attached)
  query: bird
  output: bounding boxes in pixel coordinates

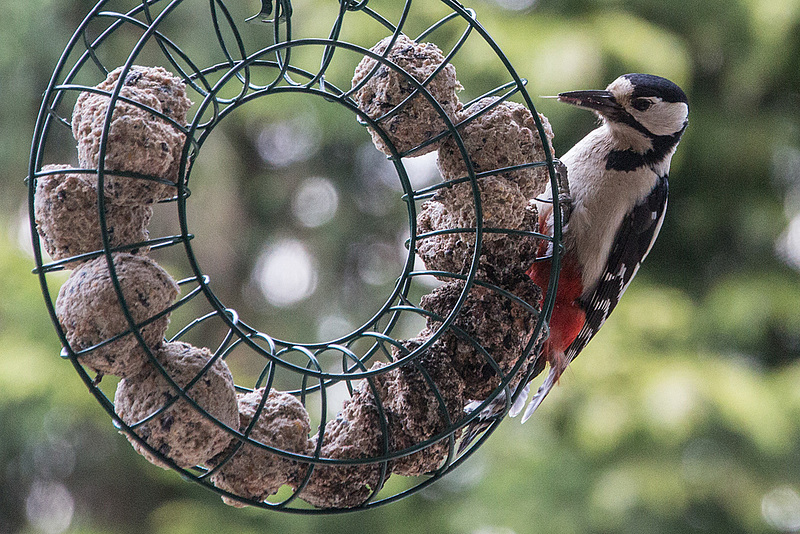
[461,73,689,445]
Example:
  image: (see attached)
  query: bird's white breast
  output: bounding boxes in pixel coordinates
[538,125,661,295]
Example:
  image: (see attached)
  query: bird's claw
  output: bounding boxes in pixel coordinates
[558,192,573,226]
[553,160,573,225]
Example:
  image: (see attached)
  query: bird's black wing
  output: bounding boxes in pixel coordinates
[566,175,669,363]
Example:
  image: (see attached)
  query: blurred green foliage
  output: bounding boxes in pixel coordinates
[3,0,800,532]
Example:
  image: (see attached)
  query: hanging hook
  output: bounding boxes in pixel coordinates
[341,0,369,11]
[246,0,292,23]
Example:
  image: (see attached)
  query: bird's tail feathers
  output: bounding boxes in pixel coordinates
[520,366,558,423]
[508,381,530,418]
[457,359,550,453]
[458,394,506,454]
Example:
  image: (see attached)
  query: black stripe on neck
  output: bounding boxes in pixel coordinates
[606,128,685,172]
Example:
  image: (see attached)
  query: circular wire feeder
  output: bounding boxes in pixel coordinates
[28,0,564,513]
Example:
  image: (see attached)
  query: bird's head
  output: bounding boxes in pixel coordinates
[558,73,689,141]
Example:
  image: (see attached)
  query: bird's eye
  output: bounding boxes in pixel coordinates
[631,98,652,112]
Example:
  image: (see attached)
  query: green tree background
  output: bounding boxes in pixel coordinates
[2,0,800,532]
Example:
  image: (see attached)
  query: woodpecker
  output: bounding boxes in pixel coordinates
[508,73,690,421]
[461,74,689,446]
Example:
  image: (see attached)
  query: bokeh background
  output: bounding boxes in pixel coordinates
[3,0,800,532]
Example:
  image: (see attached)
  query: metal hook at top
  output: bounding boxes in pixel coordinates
[341,0,369,11]
[246,0,293,23]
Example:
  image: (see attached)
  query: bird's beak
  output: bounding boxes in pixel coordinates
[557,90,622,116]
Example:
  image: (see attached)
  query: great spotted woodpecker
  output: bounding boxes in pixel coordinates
[509,73,689,421]
[461,74,689,444]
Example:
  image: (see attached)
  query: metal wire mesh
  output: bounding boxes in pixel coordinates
[27,0,563,512]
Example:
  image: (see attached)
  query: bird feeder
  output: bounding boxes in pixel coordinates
[27,0,565,512]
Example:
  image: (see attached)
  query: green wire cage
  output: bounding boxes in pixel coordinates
[27,0,564,513]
